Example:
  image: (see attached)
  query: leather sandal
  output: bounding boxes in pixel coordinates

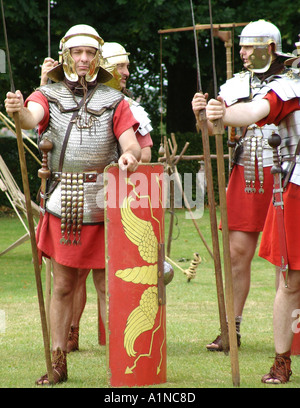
[206,333,241,351]
[67,326,79,353]
[261,352,292,384]
[36,348,68,385]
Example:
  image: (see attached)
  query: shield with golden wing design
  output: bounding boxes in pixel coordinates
[104,163,167,387]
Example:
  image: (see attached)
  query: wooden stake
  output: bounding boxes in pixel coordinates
[13,112,54,384]
[213,118,240,387]
[197,110,229,354]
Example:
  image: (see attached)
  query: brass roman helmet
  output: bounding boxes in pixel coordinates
[47,24,112,83]
[101,42,130,90]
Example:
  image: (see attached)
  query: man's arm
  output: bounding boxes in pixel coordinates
[141,146,151,163]
[5,91,44,129]
[206,95,271,127]
[118,128,141,172]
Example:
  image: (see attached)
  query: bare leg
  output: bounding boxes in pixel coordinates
[70,269,90,327]
[92,268,106,324]
[229,230,260,316]
[50,259,79,350]
[207,230,260,351]
[262,269,300,384]
[273,269,300,353]
[36,259,78,385]
[275,266,281,291]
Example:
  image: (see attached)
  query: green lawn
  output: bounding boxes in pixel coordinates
[0,208,300,389]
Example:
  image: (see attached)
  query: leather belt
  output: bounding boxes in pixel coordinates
[52,171,98,183]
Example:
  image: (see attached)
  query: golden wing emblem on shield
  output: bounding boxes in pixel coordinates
[117,195,158,285]
[116,194,160,358]
[121,195,158,264]
[124,286,158,357]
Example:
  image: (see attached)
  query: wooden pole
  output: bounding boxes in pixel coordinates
[13,112,54,384]
[213,119,240,386]
[196,112,229,352]
[164,134,214,259]
[189,0,229,353]
[158,22,248,34]
[159,153,229,162]
[208,0,240,386]
[0,0,53,383]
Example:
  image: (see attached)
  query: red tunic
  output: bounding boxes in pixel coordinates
[36,212,106,269]
[257,91,300,269]
[226,164,273,232]
[29,90,138,269]
[259,183,300,269]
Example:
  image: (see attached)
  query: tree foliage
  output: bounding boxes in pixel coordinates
[0,0,299,135]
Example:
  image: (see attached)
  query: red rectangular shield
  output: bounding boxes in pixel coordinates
[104,163,167,387]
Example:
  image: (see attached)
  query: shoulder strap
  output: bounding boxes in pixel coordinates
[46,94,87,196]
[58,96,86,172]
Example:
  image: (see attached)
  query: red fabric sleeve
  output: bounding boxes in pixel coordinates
[136,132,153,148]
[113,99,139,139]
[256,91,300,127]
[25,91,50,134]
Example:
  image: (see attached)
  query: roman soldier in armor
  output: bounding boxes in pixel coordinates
[5,24,141,385]
[205,29,300,384]
[102,42,153,162]
[39,41,153,353]
[192,20,292,352]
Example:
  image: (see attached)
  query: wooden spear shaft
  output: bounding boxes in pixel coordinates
[213,119,240,386]
[13,112,54,384]
[196,111,229,353]
[0,0,53,384]
[208,0,240,386]
[189,0,229,353]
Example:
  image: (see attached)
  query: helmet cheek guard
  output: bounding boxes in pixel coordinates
[85,50,101,82]
[62,48,77,82]
[248,44,273,73]
[103,67,123,91]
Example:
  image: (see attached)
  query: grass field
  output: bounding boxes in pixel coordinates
[1,207,300,389]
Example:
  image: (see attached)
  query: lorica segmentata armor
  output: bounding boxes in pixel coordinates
[278,110,300,187]
[220,71,278,193]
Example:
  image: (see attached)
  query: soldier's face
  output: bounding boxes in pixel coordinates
[116,63,130,90]
[240,46,254,69]
[70,46,97,77]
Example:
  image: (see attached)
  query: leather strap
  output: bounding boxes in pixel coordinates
[46,92,89,196]
[58,96,86,172]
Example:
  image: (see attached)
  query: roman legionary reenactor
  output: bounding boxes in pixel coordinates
[205,30,300,385]
[192,20,292,352]
[101,41,153,162]
[5,24,141,385]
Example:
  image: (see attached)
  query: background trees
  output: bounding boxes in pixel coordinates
[0,0,299,134]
